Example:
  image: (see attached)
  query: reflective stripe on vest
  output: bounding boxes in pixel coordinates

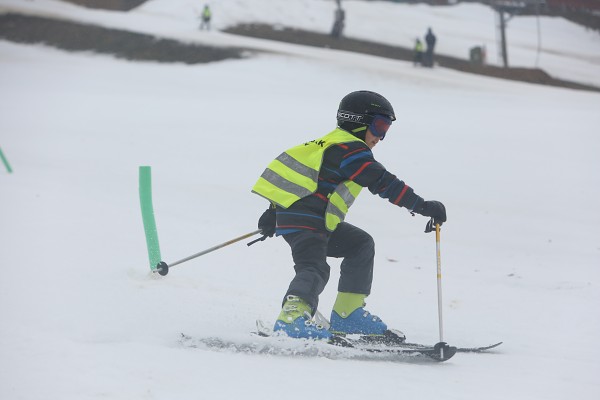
[252,128,365,232]
[325,180,362,231]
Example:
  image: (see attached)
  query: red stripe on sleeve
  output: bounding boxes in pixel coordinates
[313,193,328,202]
[343,148,366,159]
[349,162,373,180]
[393,185,409,205]
[278,225,318,231]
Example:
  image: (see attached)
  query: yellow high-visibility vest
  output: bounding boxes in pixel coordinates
[252,128,364,231]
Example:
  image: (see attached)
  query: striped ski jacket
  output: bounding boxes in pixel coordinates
[252,128,424,235]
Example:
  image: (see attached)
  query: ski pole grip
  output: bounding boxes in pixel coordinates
[247,234,268,246]
[425,217,435,233]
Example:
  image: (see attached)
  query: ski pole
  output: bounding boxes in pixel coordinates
[155,229,262,276]
[435,221,445,358]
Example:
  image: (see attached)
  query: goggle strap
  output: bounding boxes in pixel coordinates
[351,126,367,133]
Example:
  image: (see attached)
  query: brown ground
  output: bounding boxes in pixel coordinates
[59,0,146,11]
[0,13,247,64]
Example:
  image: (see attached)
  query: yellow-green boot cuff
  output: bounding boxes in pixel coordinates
[333,292,366,318]
[277,296,312,324]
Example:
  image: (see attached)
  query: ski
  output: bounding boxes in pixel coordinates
[312,311,502,354]
[255,320,457,362]
[335,330,503,353]
[179,320,499,364]
[180,331,455,362]
[383,339,503,353]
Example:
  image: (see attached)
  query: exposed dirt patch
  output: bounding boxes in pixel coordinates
[224,23,600,93]
[0,13,248,64]
[59,0,147,11]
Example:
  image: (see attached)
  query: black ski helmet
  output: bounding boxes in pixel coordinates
[336,90,396,138]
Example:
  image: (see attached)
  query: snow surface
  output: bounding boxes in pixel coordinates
[1,0,599,399]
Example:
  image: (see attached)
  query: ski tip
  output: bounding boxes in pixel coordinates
[456,341,503,353]
[481,341,503,350]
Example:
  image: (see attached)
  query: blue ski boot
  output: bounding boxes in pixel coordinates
[330,292,388,335]
[273,295,332,340]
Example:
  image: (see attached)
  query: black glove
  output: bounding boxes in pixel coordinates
[257,207,276,237]
[416,200,447,231]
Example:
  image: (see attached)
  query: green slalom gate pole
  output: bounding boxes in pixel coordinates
[0,147,13,173]
[139,166,162,272]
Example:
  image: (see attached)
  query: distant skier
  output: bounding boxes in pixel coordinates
[252,90,447,340]
[424,27,437,67]
[199,4,212,31]
[331,0,345,38]
[413,38,424,66]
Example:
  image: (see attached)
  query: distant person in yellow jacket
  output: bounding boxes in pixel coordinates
[413,38,424,66]
[199,4,211,31]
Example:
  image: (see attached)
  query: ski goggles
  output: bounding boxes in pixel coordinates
[366,114,392,140]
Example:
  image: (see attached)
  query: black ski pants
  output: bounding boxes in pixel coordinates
[282,222,375,312]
